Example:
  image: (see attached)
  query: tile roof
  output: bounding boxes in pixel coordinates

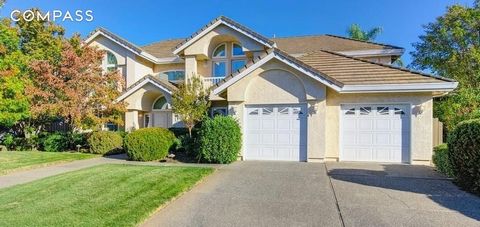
[272,34,403,55]
[87,27,144,54]
[298,50,454,85]
[141,38,184,58]
[119,74,177,98]
[212,48,454,92]
[173,16,275,53]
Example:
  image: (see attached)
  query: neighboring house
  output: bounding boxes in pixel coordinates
[85,16,457,164]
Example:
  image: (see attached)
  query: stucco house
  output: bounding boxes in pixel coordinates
[85,16,457,164]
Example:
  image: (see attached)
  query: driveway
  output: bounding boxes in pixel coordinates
[142,161,480,227]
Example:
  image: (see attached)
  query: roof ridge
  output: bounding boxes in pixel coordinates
[325,34,403,50]
[86,27,143,53]
[271,34,329,39]
[310,49,455,82]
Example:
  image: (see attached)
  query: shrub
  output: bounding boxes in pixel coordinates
[432,144,454,177]
[124,128,176,161]
[448,119,480,194]
[43,133,69,152]
[70,132,90,150]
[87,131,123,155]
[1,133,15,150]
[198,116,242,164]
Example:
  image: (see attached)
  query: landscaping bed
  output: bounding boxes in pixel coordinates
[0,151,97,175]
[0,164,214,227]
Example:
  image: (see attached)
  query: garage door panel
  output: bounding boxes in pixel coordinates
[245,104,307,161]
[341,104,410,163]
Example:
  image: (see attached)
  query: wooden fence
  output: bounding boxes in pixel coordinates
[433,118,444,147]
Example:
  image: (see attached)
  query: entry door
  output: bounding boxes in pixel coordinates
[341,104,410,163]
[152,111,172,128]
[244,104,307,161]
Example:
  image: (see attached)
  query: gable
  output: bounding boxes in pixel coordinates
[173,16,274,56]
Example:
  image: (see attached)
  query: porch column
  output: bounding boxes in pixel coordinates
[125,110,139,132]
[307,99,326,162]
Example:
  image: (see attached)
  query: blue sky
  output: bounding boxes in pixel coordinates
[1,0,474,65]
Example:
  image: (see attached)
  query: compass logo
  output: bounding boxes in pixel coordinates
[11,9,94,22]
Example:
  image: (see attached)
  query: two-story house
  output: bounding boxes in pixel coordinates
[85,16,457,164]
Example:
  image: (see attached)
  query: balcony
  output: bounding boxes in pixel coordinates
[203,77,225,88]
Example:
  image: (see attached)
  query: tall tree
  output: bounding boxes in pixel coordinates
[0,18,30,128]
[27,41,126,131]
[410,1,480,131]
[172,76,210,137]
[347,24,382,41]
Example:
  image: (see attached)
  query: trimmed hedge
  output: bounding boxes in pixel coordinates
[432,144,454,177]
[124,128,176,161]
[448,119,480,194]
[43,133,68,152]
[198,116,242,164]
[87,131,123,155]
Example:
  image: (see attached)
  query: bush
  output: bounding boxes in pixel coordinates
[87,131,123,155]
[43,133,69,152]
[1,133,15,150]
[198,116,242,164]
[70,132,90,150]
[448,119,480,194]
[124,128,176,161]
[432,144,454,177]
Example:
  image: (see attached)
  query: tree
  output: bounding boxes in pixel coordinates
[0,18,30,128]
[172,76,210,137]
[347,24,382,41]
[27,41,126,131]
[410,1,480,131]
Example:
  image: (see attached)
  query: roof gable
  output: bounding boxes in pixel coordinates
[116,75,177,102]
[173,16,275,55]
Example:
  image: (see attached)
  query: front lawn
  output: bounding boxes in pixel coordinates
[0,151,97,175]
[0,164,214,227]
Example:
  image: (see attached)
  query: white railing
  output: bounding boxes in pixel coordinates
[203,77,225,87]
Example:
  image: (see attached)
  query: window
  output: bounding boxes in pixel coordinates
[213,61,226,77]
[211,107,228,117]
[213,44,226,57]
[377,107,390,115]
[232,43,245,56]
[231,60,246,72]
[394,108,405,115]
[211,42,247,78]
[360,107,372,115]
[278,107,289,115]
[144,114,151,127]
[248,109,259,115]
[153,97,170,110]
[262,107,273,115]
[345,108,356,115]
[105,51,117,72]
[292,107,303,115]
[160,71,185,82]
[104,122,118,131]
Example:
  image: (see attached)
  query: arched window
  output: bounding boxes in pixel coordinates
[211,42,247,78]
[105,51,118,72]
[152,97,170,110]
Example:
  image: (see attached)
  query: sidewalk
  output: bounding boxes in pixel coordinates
[0,154,222,189]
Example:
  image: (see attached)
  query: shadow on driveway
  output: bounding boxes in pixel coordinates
[327,163,480,222]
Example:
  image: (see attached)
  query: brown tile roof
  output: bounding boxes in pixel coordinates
[298,50,454,85]
[141,39,184,58]
[272,34,403,54]
[119,74,177,99]
[173,16,275,53]
[212,48,454,93]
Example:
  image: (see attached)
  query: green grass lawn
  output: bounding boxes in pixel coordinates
[0,151,98,175]
[0,164,214,227]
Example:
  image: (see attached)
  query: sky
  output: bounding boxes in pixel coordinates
[0,0,474,65]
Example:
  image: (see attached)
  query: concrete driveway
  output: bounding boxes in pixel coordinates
[142,161,480,227]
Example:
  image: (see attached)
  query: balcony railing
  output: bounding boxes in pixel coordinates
[203,77,225,87]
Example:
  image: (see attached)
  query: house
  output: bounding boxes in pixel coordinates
[85,16,457,164]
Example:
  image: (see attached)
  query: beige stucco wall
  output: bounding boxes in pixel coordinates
[226,59,326,161]
[153,63,185,74]
[325,89,434,163]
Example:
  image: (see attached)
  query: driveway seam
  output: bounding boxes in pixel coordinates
[324,164,346,227]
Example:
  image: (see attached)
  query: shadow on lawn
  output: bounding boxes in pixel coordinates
[327,165,480,221]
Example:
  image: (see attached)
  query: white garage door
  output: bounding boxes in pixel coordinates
[245,105,307,161]
[341,104,410,163]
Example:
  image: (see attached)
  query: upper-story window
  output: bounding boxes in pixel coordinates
[212,42,247,78]
[161,70,185,82]
[105,51,118,72]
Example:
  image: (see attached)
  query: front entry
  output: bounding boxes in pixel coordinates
[244,104,307,161]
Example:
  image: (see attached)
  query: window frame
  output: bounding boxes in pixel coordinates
[210,107,228,117]
[231,42,246,57]
[105,51,118,72]
[160,70,185,82]
[152,96,171,110]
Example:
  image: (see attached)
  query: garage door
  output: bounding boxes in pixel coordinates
[245,105,307,161]
[341,104,410,163]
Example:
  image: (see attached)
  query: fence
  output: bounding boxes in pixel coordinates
[433,118,444,147]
